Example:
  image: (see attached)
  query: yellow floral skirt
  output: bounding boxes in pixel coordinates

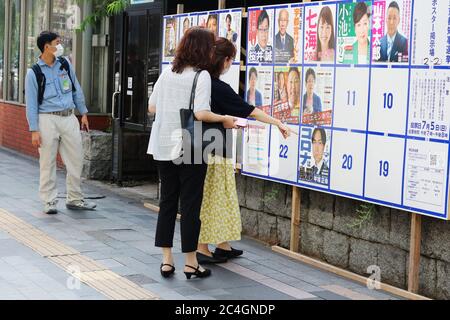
[199,155,241,244]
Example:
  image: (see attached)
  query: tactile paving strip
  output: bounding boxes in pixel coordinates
[0,208,159,300]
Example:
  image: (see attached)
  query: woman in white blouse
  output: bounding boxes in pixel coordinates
[147,27,237,280]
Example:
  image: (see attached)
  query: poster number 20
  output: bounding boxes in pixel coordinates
[342,154,353,170]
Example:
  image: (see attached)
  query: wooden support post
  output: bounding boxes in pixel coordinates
[177,4,184,14]
[408,213,422,293]
[290,187,301,252]
[218,0,226,10]
[288,0,311,254]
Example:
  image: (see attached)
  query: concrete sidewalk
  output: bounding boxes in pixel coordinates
[0,147,402,300]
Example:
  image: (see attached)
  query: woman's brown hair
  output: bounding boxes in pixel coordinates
[316,6,335,60]
[353,2,371,24]
[172,27,216,74]
[209,37,237,79]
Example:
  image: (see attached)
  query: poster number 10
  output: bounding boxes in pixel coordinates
[383,93,394,109]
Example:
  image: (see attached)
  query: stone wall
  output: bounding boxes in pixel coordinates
[82,130,112,180]
[81,130,157,181]
[236,174,450,299]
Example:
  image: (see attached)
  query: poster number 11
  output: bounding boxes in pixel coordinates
[346,90,356,106]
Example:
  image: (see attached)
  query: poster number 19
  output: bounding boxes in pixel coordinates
[379,161,389,177]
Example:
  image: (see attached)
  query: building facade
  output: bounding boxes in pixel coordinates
[0,0,113,160]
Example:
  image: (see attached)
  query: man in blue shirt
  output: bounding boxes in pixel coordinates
[25,31,96,214]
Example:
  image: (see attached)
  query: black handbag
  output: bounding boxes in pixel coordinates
[179,70,232,161]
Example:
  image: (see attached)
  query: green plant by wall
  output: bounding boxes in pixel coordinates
[264,188,280,203]
[346,203,376,230]
[76,0,131,31]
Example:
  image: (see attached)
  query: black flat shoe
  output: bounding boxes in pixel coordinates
[160,263,175,278]
[196,251,227,264]
[214,247,243,259]
[184,264,211,279]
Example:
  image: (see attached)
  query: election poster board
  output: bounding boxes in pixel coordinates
[242,0,450,220]
[161,8,243,92]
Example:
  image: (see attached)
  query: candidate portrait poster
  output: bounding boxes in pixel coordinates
[248,9,274,63]
[178,15,198,42]
[372,0,411,63]
[199,13,219,37]
[337,1,372,65]
[274,6,303,64]
[246,66,273,115]
[220,11,242,63]
[298,127,331,186]
[301,67,334,126]
[273,66,301,124]
[163,17,178,62]
[304,4,336,63]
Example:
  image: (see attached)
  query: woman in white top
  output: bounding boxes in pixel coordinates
[147,27,237,279]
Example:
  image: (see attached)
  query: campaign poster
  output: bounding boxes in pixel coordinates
[298,126,331,186]
[274,6,303,64]
[337,1,372,64]
[304,4,337,63]
[407,69,450,140]
[372,0,411,63]
[220,11,242,63]
[248,8,274,63]
[199,13,219,37]
[178,15,198,41]
[411,0,450,66]
[273,66,301,124]
[163,17,178,62]
[301,67,334,126]
[246,66,273,114]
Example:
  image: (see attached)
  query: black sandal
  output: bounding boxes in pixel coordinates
[184,264,211,279]
[160,263,175,278]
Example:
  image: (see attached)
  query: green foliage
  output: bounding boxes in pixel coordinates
[264,188,280,203]
[75,0,130,31]
[346,203,376,230]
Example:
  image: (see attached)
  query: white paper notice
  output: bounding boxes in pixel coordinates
[404,140,447,215]
[243,120,270,176]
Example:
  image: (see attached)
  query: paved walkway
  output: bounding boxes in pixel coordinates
[0,147,402,300]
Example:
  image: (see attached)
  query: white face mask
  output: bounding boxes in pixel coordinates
[222,58,233,75]
[51,44,64,58]
[222,65,231,75]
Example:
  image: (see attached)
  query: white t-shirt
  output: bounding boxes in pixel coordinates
[147,67,211,161]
